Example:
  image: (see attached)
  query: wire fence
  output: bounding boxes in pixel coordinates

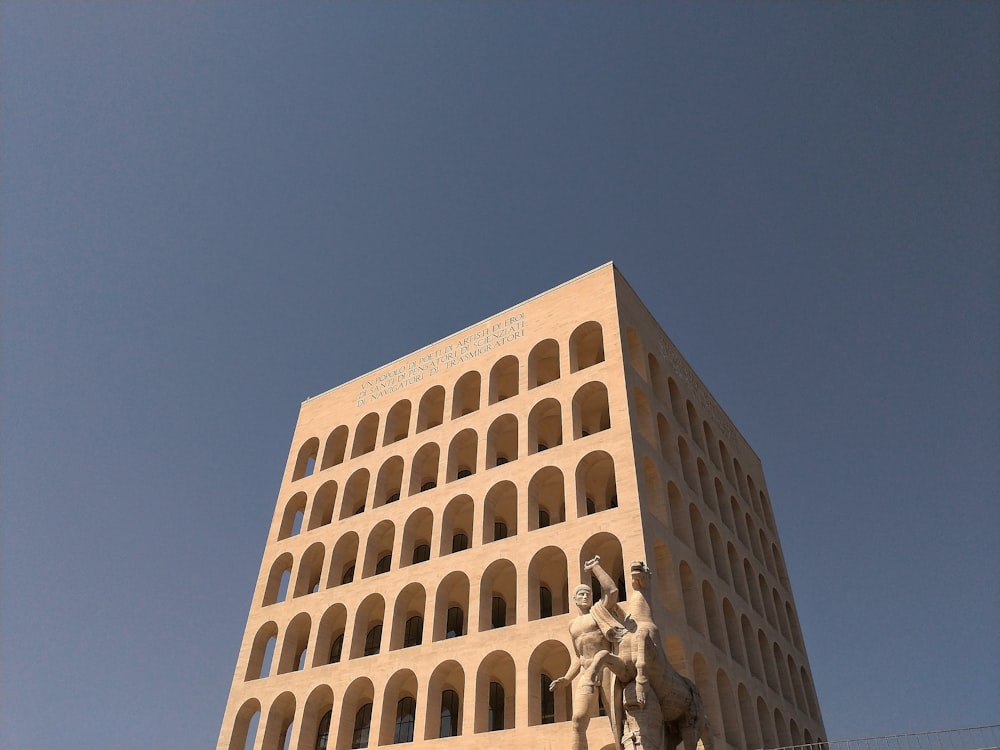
[765,725,1000,750]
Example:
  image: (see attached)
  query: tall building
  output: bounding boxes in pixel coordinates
[218,263,826,750]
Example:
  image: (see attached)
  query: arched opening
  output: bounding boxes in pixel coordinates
[312,603,348,668]
[300,686,334,750]
[633,389,655,445]
[349,594,385,659]
[416,386,445,433]
[351,412,379,458]
[657,413,679,471]
[276,612,311,674]
[738,683,761,749]
[245,622,277,680]
[741,615,763,680]
[677,437,698,490]
[579,532,625,604]
[227,699,260,750]
[452,371,481,418]
[723,599,744,666]
[569,321,604,372]
[432,570,470,641]
[327,532,359,589]
[648,353,668,405]
[488,355,519,404]
[528,466,565,530]
[378,669,418,745]
[372,457,404,509]
[446,428,478,482]
[408,443,440,495]
[383,400,412,446]
[572,381,611,438]
[335,677,374,750]
[308,480,337,530]
[717,670,743,749]
[528,546,569,620]
[703,581,727,653]
[486,414,518,468]
[361,520,394,578]
[689,505,711,565]
[482,480,517,544]
[262,553,293,606]
[278,492,307,540]
[293,542,326,597]
[575,450,617,518]
[527,398,562,454]
[339,469,370,520]
[475,651,516,733]
[261,692,296,750]
[685,401,704,448]
[321,426,349,470]
[625,326,646,377]
[528,338,560,388]
[668,378,687,430]
[439,495,474,557]
[424,661,464,740]
[679,562,706,636]
[293,438,319,481]
[528,640,573,725]
[400,507,434,568]
[479,558,517,630]
[389,582,427,650]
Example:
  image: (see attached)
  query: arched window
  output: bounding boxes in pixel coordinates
[538,509,550,528]
[351,703,372,749]
[539,586,553,618]
[446,606,464,638]
[329,634,344,664]
[315,710,331,750]
[439,689,460,738]
[488,682,505,731]
[493,521,508,541]
[412,544,430,564]
[341,564,355,585]
[403,615,423,648]
[363,624,382,656]
[375,553,392,575]
[452,533,469,553]
[540,674,555,724]
[491,596,507,629]
[393,697,416,743]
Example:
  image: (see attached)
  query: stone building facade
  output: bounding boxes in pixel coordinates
[217,263,826,750]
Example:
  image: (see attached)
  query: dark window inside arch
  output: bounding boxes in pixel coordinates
[446,606,464,638]
[393,696,416,743]
[353,504,365,516]
[537,443,548,452]
[586,497,596,515]
[439,689,460,738]
[386,492,400,504]
[451,533,469,553]
[403,615,423,648]
[493,521,508,541]
[491,596,507,629]
[351,703,372,749]
[341,565,355,585]
[316,710,332,750]
[421,481,437,492]
[540,586,553,618]
[363,623,382,656]
[540,674,555,724]
[488,681,505,731]
[329,633,344,664]
[495,455,509,466]
[457,468,472,479]
[538,509,551,528]
[609,494,618,508]
[412,544,430,564]
[375,553,392,575]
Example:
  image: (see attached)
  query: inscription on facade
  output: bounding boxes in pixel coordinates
[356,313,526,406]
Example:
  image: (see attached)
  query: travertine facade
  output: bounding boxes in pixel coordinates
[218,263,826,750]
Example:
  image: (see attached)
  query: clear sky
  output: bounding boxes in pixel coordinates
[1,2,996,749]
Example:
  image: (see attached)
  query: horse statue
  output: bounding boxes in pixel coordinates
[588,561,713,750]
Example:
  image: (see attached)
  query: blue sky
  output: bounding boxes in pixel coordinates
[1,2,996,748]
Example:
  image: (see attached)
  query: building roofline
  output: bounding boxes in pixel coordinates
[303,261,617,404]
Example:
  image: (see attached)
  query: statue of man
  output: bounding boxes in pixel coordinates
[549,555,627,750]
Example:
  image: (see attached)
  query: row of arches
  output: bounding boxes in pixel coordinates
[279,382,611,536]
[625,325,777,535]
[229,650,822,750]
[270,452,620,596]
[251,533,629,681]
[292,321,607,481]
[640,406,790,588]
[229,642,575,750]
[642,465,805,652]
